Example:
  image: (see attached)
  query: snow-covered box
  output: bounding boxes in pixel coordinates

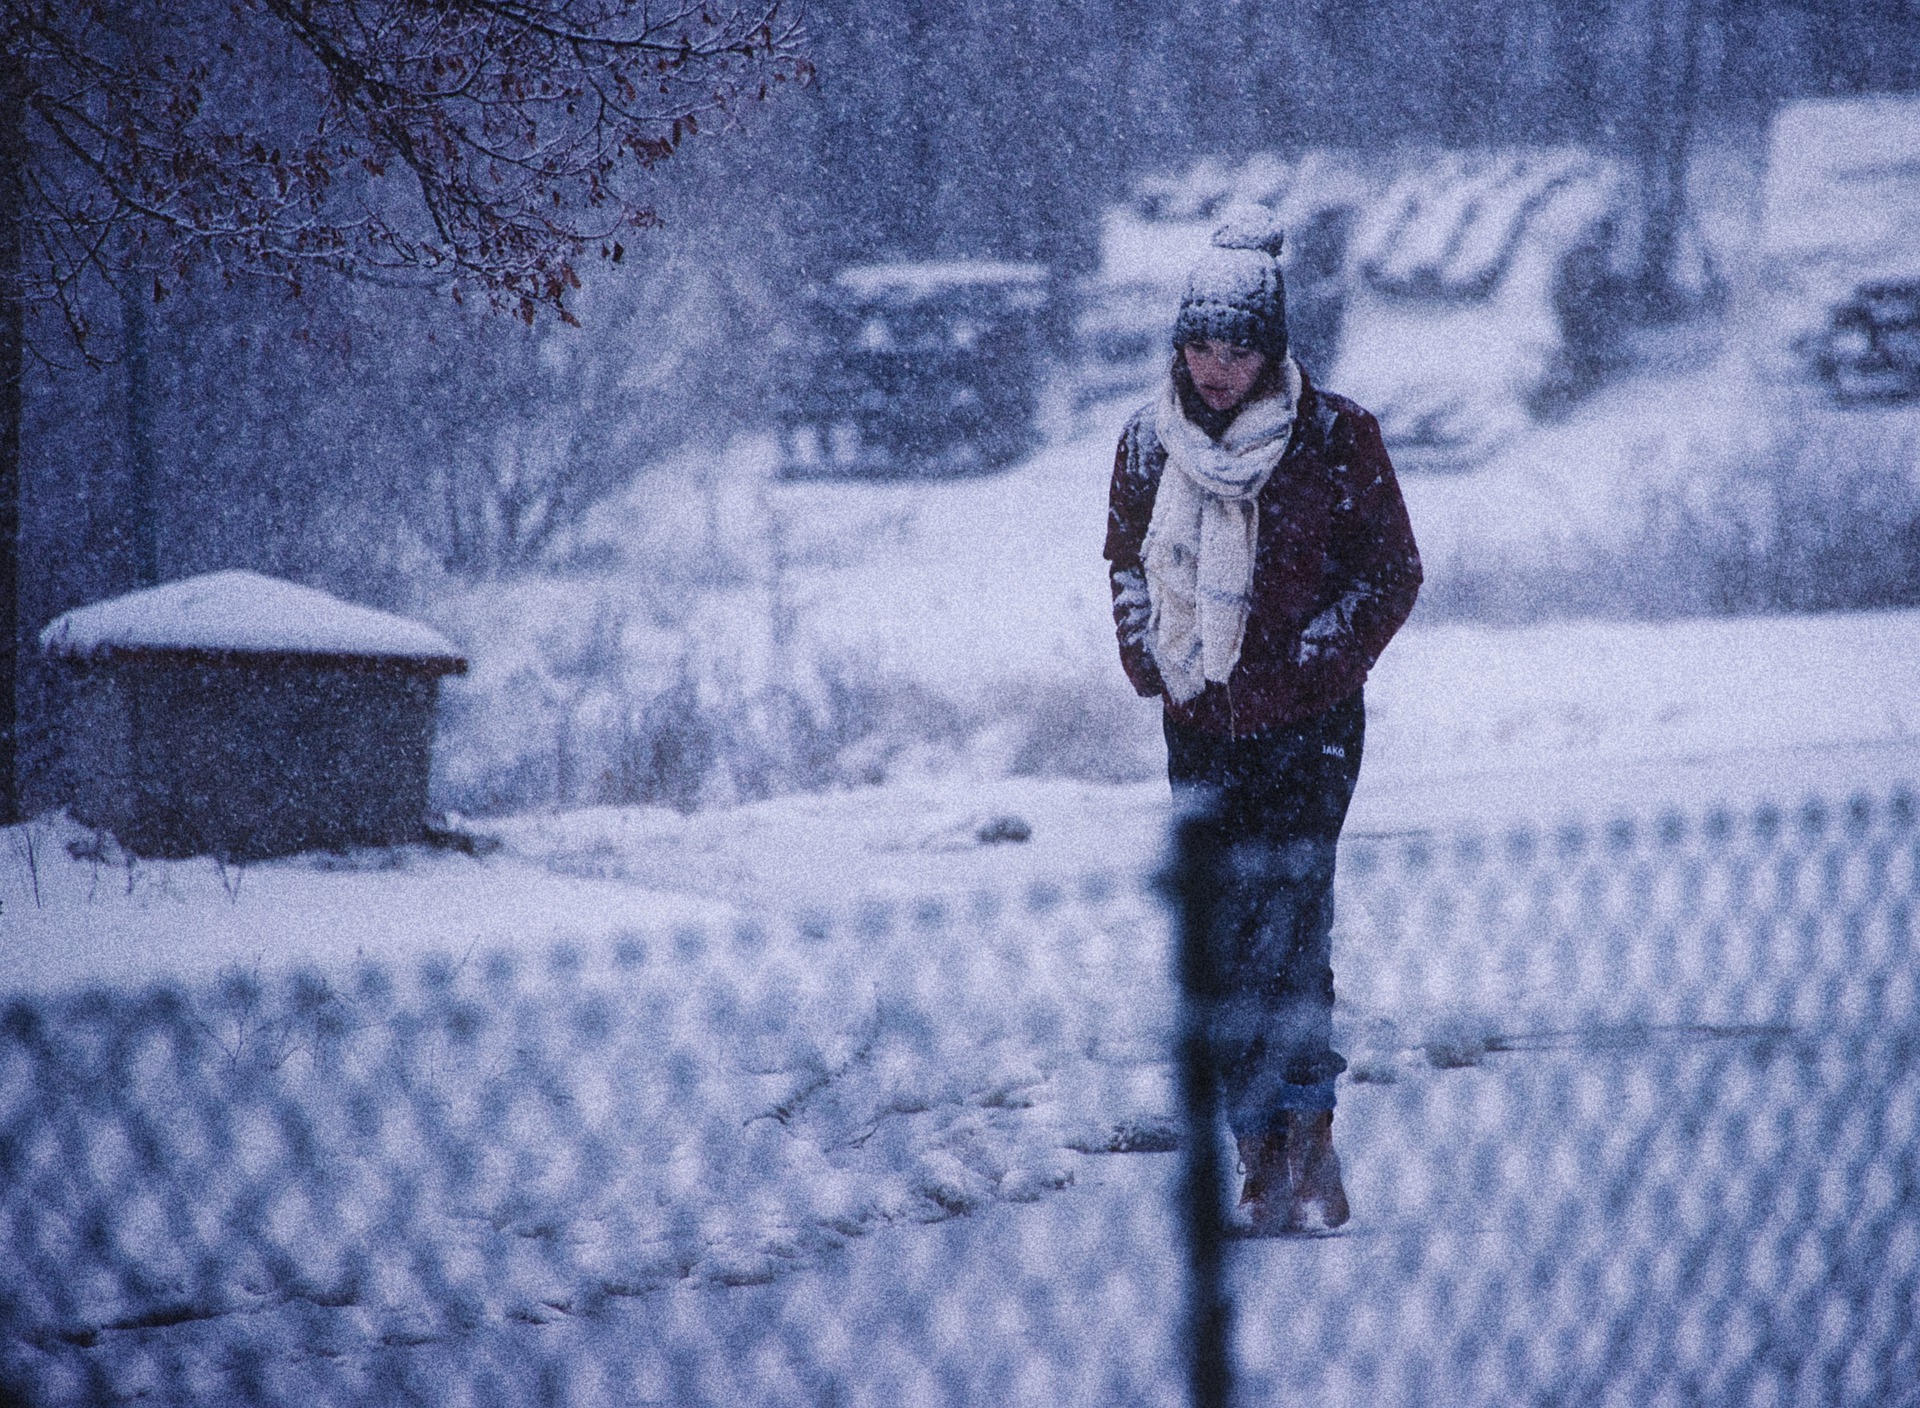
[40,571,467,859]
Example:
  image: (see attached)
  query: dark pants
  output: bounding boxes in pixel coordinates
[1165,690,1364,1138]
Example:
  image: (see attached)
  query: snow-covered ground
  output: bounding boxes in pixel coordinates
[7,586,1919,1403]
[427,303,1920,808]
[13,597,1920,997]
[11,339,1920,1401]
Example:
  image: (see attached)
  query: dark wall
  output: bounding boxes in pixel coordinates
[60,659,441,859]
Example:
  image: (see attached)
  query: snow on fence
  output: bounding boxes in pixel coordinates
[4,789,1918,1406]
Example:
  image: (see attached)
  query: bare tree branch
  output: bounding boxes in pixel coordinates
[2,0,809,339]
[0,0,810,819]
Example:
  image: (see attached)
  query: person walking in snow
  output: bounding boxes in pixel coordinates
[1103,212,1421,1235]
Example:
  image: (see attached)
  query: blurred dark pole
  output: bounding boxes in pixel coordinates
[105,3,160,593]
[1228,0,1264,154]
[1638,0,1704,316]
[895,2,940,259]
[1163,806,1235,1408]
[804,6,935,266]
[1110,0,1155,156]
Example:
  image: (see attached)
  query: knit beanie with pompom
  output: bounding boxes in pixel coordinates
[1171,209,1289,362]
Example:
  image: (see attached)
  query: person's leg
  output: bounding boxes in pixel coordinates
[1163,697,1365,1227]
[1187,693,1363,1230]
[1281,1108,1350,1231]
[1272,692,1364,1229]
[1216,692,1363,1130]
[1219,833,1343,1121]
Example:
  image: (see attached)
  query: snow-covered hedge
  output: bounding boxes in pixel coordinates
[421,437,1163,817]
[1414,414,1920,625]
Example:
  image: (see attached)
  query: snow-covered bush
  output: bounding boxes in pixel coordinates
[995,676,1163,784]
[1415,417,1920,623]
[425,569,984,815]
[1641,418,1920,616]
[429,604,1154,817]
[419,412,1168,818]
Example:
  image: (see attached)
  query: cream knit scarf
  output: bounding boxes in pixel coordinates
[1143,358,1302,705]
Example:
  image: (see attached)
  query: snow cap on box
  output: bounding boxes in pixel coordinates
[1172,207,1288,361]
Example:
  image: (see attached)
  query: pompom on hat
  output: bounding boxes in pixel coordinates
[1172,207,1289,361]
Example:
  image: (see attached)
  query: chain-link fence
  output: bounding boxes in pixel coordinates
[2,787,1917,1406]
[1230,788,1920,1408]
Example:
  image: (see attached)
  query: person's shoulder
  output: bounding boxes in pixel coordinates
[1298,382,1387,470]
[1302,382,1376,437]
[1120,401,1159,444]
[1113,402,1165,483]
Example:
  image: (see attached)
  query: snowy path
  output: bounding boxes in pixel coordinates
[95,1007,1883,1408]
[1238,1022,1920,1407]
[677,1014,1920,1408]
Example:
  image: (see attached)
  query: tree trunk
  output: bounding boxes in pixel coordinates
[124,277,158,587]
[1639,0,1702,316]
[108,6,158,590]
[0,45,26,825]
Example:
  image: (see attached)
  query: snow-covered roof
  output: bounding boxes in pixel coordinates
[1130,153,1294,223]
[1352,150,1623,299]
[1761,95,1920,267]
[40,570,465,669]
[833,260,1048,301]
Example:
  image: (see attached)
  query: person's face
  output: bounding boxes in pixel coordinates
[1182,340,1267,413]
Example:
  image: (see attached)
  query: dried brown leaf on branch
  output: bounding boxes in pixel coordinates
[0,0,810,819]
[3,0,811,351]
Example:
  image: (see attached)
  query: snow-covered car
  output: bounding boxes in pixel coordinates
[1327,148,1640,471]
[1073,150,1377,400]
[1075,146,1657,471]
[1759,95,1920,396]
[777,260,1054,479]
[1802,281,1920,403]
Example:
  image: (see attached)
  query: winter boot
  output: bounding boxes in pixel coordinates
[1234,1131,1293,1236]
[1283,1109,1350,1232]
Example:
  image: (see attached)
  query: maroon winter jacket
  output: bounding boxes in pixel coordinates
[1103,371,1421,738]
